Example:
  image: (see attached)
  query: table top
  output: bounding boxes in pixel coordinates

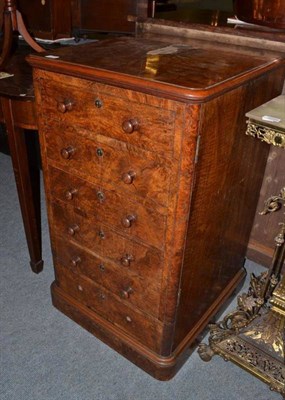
[27,35,285,103]
[0,46,35,100]
[246,95,285,132]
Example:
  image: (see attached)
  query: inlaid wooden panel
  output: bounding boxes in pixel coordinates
[49,166,167,250]
[51,200,163,276]
[53,237,162,317]
[55,264,163,352]
[38,76,177,156]
[51,197,165,253]
[44,126,174,208]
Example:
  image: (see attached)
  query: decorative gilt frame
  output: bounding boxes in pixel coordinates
[246,121,285,148]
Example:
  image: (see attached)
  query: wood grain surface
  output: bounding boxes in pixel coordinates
[30,35,285,379]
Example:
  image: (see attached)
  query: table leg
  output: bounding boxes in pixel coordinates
[2,98,43,273]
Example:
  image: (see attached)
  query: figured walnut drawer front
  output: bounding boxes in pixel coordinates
[53,238,161,318]
[56,265,163,352]
[45,127,172,207]
[40,79,176,156]
[51,201,163,276]
[49,166,166,250]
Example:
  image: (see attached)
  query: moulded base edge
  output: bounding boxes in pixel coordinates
[50,267,246,380]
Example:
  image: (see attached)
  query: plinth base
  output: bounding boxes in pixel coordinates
[50,267,245,380]
[199,307,285,395]
[51,282,191,381]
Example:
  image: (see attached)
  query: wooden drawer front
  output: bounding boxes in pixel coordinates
[49,166,166,250]
[55,265,163,352]
[40,79,176,156]
[53,238,161,317]
[45,127,172,207]
[51,201,163,280]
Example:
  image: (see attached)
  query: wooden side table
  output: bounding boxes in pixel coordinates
[0,50,43,273]
[245,94,285,149]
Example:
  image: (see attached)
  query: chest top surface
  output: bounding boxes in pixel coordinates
[27,36,285,102]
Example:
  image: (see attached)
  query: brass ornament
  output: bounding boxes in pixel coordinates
[198,187,285,397]
[246,121,285,148]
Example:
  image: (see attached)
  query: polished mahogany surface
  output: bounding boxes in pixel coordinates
[29,35,285,379]
[0,52,34,99]
[27,36,284,102]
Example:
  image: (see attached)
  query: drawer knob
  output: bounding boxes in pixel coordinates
[61,146,76,160]
[68,224,79,236]
[120,254,134,267]
[122,214,136,228]
[122,171,136,184]
[57,99,74,113]
[65,188,78,200]
[122,118,139,134]
[71,256,81,267]
[120,287,133,299]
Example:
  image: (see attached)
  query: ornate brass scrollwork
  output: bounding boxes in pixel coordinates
[198,187,285,397]
[246,121,285,148]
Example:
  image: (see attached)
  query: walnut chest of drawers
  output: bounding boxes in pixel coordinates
[28,36,285,380]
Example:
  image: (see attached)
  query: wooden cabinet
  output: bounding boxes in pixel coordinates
[28,36,285,379]
[72,0,148,34]
[18,0,73,39]
[17,0,149,39]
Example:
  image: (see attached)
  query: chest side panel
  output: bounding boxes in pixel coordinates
[173,66,285,350]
